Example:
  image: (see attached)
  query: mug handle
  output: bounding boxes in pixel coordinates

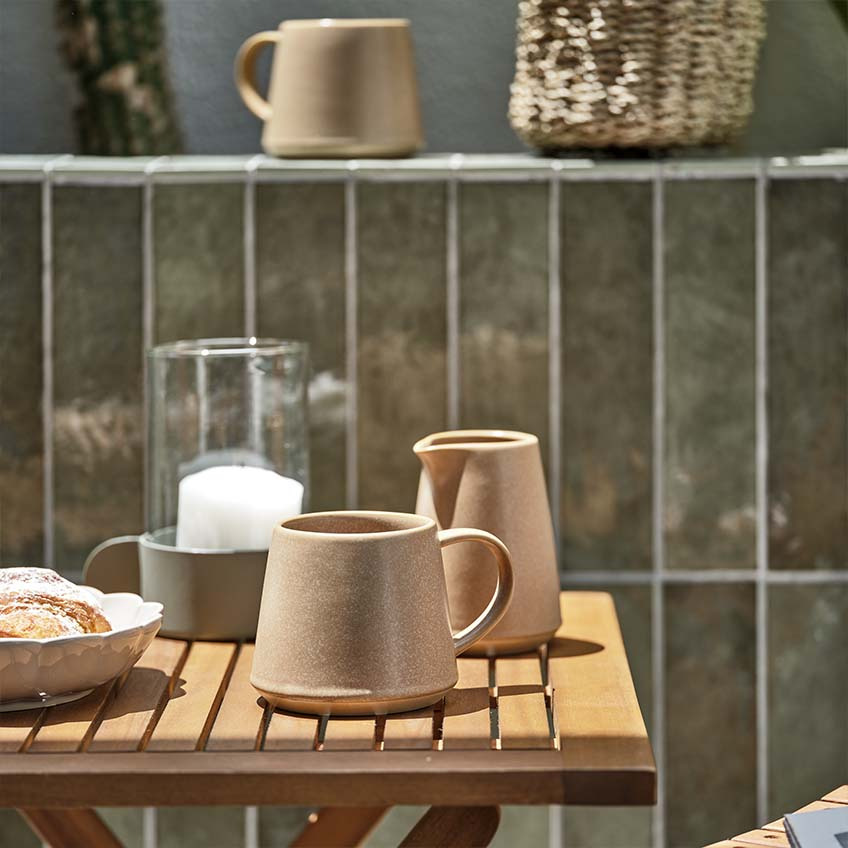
[438,528,514,656]
[234,31,280,121]
[82,535,141,595]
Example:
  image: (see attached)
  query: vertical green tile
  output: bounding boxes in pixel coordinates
[664,180,756,569]
[98,808,143,848]
[666,583,756,846]
[52,187,143,574]
[459,183,548,450]
[364,807,428,846]
[560,182,653,571]
[560,584,653,847]
[154,183,244,343]
[490,807,548,848]
[158,807,244,848]
[0,184,43,566]
[0,810,39,848]
[357,182,446,510]
[768,584,848,817]
[259,807,312,847]
[768,180,848,569]
[256,182,346,511]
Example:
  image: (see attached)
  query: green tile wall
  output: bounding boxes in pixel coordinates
[560,182,653,571]
[768,584,848,818]
[52,186,144,574]
[665,583,756,847]
[154,183,244,343]
[664,180,757,571]
[256,182,347,511]
[357,182,447,510]
[158,807,244,848]
[2,164,848,848]
[0,184,42,567]
[459,182,548,449]
[767,179,848,569]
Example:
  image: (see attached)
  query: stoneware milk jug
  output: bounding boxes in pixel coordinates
[414,430,562,655]
[235,19,423,158]
[251,511,513,715]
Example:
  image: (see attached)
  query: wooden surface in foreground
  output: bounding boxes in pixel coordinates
[0,592,655,809]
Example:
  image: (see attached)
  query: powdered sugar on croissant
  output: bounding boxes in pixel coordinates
[0,567,111,638]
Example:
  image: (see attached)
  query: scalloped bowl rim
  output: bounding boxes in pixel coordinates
[0,587,163,647]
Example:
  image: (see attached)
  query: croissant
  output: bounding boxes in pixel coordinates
[0,567,111,638]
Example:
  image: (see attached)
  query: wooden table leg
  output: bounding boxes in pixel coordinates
[400,806,501,847]
[291,806,389,847]
[19,808,123,848]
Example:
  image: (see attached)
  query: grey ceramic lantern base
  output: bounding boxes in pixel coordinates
[83,529,267,640]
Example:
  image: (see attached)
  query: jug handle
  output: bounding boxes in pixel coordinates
[438,528,514,656]
[234,31,280,121]
[83,536,141,595]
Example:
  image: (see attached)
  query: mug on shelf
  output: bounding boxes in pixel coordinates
[235,18,423,158]
[251,510,514,715]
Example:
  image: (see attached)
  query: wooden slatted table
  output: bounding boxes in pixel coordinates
[705,785,848,848]
[0,592,655,847]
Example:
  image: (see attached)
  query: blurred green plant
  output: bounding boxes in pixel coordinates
[56,0,183,155]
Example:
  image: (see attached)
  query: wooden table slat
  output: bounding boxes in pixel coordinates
[730,828,790,847]
[441,658,492,750]
[27,681,119,753]
[382,704,438,751]
[263,708,319,751]
[495,655,551,750]
[552,593,655,787]
[205,644,264,752]
[87,638,187,753]
[146,642,237,752]
[823,785,848,804]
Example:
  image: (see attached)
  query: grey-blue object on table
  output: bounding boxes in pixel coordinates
[784,807,848,848]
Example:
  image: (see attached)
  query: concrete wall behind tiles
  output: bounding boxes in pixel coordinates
[1,0,846,156]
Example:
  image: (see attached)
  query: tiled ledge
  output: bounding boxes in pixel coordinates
[0,152,846,183]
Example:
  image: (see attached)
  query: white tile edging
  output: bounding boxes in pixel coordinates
[547,169,563,547]
[243,155,263,339]
[651,162,666,848]
[40,155,72,568]
[344,170,358,509]
[754,162,770,826]
[446,170,461,430]
[141,157,168,531]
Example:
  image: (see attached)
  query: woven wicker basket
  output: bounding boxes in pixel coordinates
[509,0,766,149]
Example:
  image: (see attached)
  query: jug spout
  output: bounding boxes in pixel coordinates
[413,435,471,530]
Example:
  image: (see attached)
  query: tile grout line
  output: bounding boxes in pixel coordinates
[560,569,848,585]
[446,173,460,429]
[143,805,156,848]
[755,161,769,826]
[243,155,263,338]
[344,170,359,509]
[548,168,563,552]
[651,163,666,848]
[142,157,167,531]
[40,155,70,568]
[244,806,259,848]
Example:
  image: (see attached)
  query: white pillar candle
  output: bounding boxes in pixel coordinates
[176,465,304,551]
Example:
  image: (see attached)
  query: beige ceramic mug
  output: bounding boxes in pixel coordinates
[235,19,423,158]
[251,511,514,715]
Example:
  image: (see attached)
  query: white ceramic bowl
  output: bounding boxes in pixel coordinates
[0,588,162,711]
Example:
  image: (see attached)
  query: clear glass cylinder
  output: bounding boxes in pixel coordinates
[147,338,309,551]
